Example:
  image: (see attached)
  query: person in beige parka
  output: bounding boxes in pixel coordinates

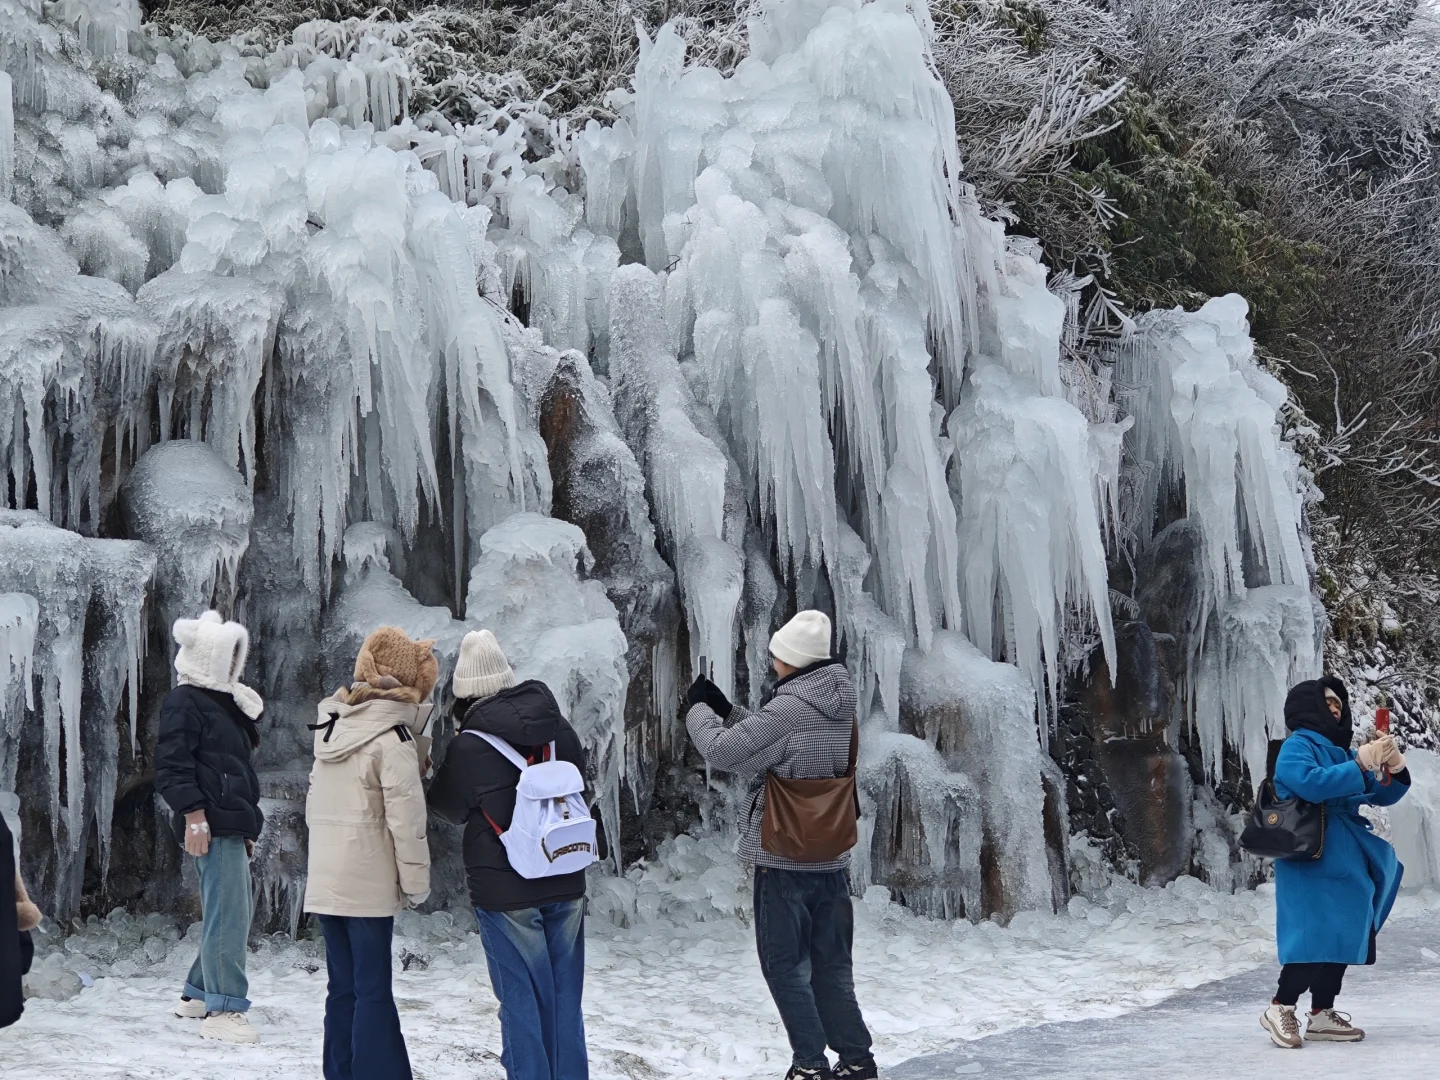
[304,626,436,1080]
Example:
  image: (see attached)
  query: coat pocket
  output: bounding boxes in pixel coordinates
[219,771,254,810]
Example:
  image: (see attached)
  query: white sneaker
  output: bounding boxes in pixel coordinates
[1306,1009,1365,1042]
[200,1011,260,1044]
[174,996,208,1019]
[1261,1003,1303,1049]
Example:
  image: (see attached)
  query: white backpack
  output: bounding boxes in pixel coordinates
[466,732,597,879]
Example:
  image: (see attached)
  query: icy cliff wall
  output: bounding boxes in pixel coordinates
[0,0,1333,923]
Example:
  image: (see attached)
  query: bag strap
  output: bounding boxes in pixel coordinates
[846,720,858,778]
[465,730,530,772]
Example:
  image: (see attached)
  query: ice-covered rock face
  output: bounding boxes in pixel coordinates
[0,512,152,917]
[0,0,1340,923]
[901,632,1055,919]
[463,513,629,862]
[1119,297,1321,786]
[324,511,630,900]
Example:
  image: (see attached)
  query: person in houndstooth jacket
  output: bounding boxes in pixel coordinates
[685,610,878,1080]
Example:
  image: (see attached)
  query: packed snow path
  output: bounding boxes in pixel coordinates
[890,913,1440,1080]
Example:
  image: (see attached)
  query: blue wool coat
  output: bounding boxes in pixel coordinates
[1272,728,1410,965]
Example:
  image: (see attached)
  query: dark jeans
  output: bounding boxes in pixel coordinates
[754,866,873,1070]
[1275,963,1347,1011]
[475,901,588,1080]
[318,915,412,1080]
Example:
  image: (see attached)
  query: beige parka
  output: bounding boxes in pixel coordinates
[302,694,432,918]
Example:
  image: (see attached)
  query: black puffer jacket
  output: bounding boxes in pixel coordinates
[155,685,265,844]
[428,680,587,912]
[0,812,22,1030]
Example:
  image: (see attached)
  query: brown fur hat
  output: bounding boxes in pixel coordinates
[348,627,439,704]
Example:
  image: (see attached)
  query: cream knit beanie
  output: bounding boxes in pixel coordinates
[452,629,517,700]
[769,610,832,669]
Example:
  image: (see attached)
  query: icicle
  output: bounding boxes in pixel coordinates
[0,592,38,716]
[51,0,140,58]
[1192,585,1321,787]
[408,189,527,571]
[833,525,906,727]
[949,363,1115,709]
[139,270,282,484]
[0,207,157,533]
[577,119,635,241]
[0,514,96,912]
[0,72,12,202]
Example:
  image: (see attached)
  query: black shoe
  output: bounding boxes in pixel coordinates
[784,1067,832,1080]
[832,1058,879,1080]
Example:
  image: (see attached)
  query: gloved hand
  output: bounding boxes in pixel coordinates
[1383,737,1407,773]
[685,675,713,710]
[685,675,733,717]
[702,680,733,718]
[1356,739,1389,773]
[407,891,430,908]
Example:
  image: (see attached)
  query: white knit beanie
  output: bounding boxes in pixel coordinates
[452,629,517,700]
[769,610,832,669]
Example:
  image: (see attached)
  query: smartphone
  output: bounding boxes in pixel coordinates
[1376,705,1391,734]
[698,655,708,680]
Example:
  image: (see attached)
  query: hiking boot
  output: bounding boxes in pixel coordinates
[200,1011,260,1044]
[174,996,207,1019]
[1261,1003,1303,1049]
[784,1066,832,1080]
[833,1058,879,1079]
[1306,1009,1365,1042]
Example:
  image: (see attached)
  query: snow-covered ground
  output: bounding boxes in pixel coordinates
[10,837,1437,1079]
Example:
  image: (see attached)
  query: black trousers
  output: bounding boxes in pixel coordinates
[1275,963,1346,1010]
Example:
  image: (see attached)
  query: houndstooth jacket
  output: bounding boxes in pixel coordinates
[686,660,858,872]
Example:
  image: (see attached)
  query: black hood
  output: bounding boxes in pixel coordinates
[458,680,564,745]
[1284,676,1353,750]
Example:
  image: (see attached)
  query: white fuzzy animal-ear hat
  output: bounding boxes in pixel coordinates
[173,610,264,719]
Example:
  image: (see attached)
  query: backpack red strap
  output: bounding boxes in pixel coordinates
[481,808,505,837]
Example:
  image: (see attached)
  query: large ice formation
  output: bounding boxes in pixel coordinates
[1118,296,1321,788]
[0,0,1355,925]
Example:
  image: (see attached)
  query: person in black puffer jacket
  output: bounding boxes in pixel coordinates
[154,610,265,1045]
[428,630,589,1080]
[1,810,24,1030]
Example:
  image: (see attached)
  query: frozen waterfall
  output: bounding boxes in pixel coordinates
[0,0,1343,924]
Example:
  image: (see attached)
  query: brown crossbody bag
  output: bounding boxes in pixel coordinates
[760,721,860,862]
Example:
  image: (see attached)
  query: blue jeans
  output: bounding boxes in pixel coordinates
[475,901,588,1080]
[182,835,253,1013]
[318,915,412,1080]
[754,867,873,1070]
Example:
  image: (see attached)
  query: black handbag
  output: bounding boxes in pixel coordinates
[1240,777,1326,861]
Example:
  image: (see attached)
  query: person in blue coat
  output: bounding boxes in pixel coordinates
[1260,676,1411,1049]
